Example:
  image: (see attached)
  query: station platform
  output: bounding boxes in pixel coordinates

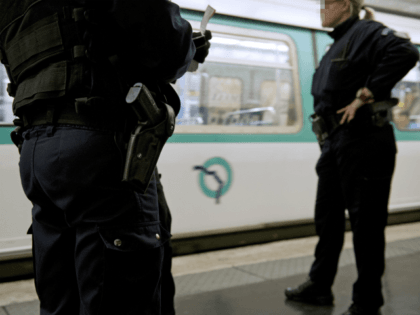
[1,222,419,315]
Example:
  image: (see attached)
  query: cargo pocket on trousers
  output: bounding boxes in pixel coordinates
[98,223,170,283]
[97,223,170,314]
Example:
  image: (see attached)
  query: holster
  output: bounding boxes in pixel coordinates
[10,119,24,154]
[122,102,176,194]
[310,114,329,148]
[368,98,398,127]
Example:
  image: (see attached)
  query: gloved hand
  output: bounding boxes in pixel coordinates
[193,30,212,63]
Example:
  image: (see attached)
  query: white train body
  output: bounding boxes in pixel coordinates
[1,0,420,259]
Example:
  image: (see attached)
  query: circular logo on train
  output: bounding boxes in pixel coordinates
[194,157,233,204]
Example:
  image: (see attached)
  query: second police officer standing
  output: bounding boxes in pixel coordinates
[285,1,419,315]
[0,0,211,314]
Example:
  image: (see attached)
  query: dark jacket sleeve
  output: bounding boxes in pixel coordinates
[364,28,419,100]
[75,0,196,83]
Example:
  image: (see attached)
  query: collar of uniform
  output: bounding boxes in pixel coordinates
[328,16,359,40]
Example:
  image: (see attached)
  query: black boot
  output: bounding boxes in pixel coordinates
[342,304,381,315]
[285,278,334,305]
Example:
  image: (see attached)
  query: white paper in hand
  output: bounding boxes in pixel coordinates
[200,5,216,34]
[188,5,216,72]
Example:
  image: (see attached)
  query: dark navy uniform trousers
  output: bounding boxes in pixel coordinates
[20,124,170,315]
[309,123,397,309]
[155,171,176,315]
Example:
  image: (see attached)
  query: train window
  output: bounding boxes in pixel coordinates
[0,67,14,125]
[392,62,420,131]
[173,22,303,134]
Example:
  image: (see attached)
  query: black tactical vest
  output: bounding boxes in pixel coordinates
[0,0,89,114]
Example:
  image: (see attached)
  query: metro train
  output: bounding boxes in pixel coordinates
[1,0,420,263]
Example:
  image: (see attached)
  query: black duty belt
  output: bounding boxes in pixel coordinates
[323,113,342,135]
[310,113,343,147]
[310,113,343,142]
[311,99,397,148]
[18,98,131,132]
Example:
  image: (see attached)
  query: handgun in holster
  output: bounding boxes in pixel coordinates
[310,114,329,148]
[368,98,398,127]
[122,83,176,194]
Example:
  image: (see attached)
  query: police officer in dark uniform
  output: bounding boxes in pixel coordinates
[157,28,212,315]
[0,0,210,314]
[284,1,419,315]
[156,170,177,315]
